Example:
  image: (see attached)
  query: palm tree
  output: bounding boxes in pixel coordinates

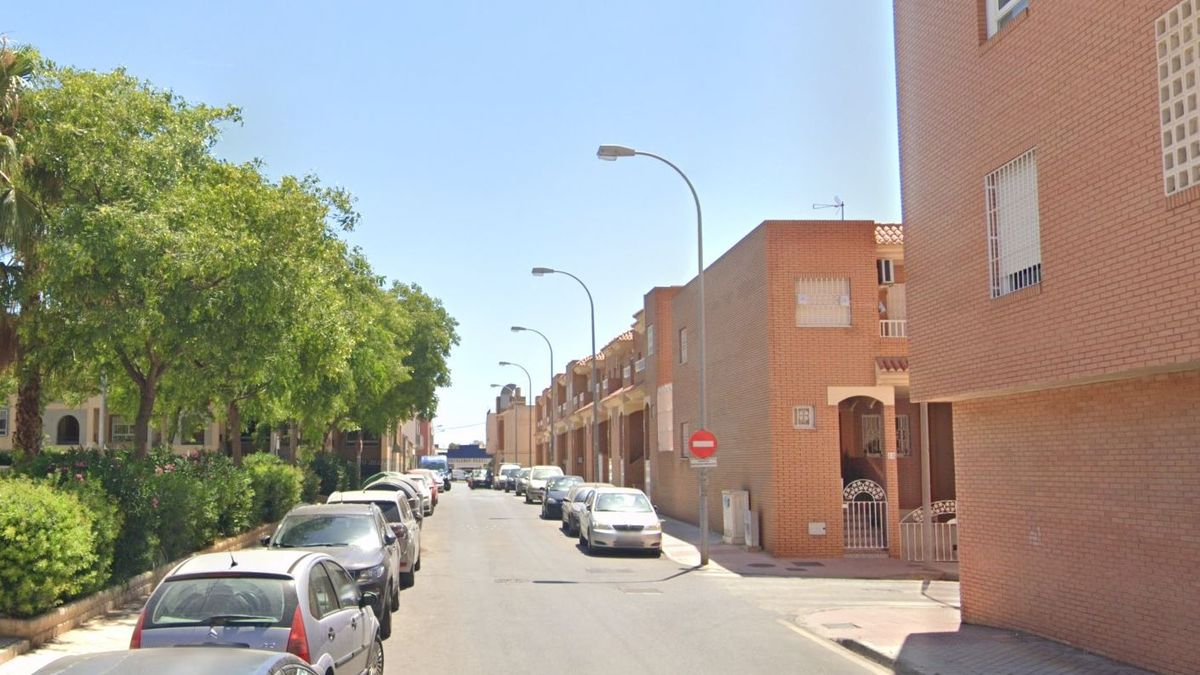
[0,41,46,456]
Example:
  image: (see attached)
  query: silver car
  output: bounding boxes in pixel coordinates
[35,648,319,674]
[513,468,531,497]
[524,465,565,504]
[560,483,612,536]
[577,487,663,556]
[365,474,431,517]
[133,550,383,675]
[328,490,422,588]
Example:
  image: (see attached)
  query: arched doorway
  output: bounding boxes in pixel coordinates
[838,396,889,551]
[56,415,81,446]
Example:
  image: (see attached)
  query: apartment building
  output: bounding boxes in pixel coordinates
[485,386,534,467]
[0,396,222,453]
[644,220,952,559]
[895,2,1200,672]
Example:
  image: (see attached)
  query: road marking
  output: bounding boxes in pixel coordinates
[774,619,892,675]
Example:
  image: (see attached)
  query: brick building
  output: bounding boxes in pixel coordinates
[486,386,534,467]
[895,2,1200,672]
[643,220,953,559]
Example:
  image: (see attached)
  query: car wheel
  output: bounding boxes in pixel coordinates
[379,599,392,640]
[578,530,586,545]
[585,529,596,555]
[524,492,531,504]
[390,582,400,611]
[414,554,421,572]
[367,634,385,675]
[400,570,415,589]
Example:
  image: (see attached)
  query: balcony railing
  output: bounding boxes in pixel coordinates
[880,319,908,338]
[634,358,646,372]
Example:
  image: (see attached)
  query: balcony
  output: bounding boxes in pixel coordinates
[880,319,908,338]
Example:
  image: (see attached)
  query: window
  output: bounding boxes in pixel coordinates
[1158,0,1200,195]
[0,408,8,437]
[795,278,851,327]
[985,0,1028,38]
[793,405,815,430]
[111,416,134,444]
[862,414,883,457]
[656,384,673,453]
[678,328,688,364]
[680,421,691,458]
[896,415,911,457]
[324,562,360,609]
[308,564,339,618]
[646,324,655,356]
[876,259,895,285]
[985,149,1041,298]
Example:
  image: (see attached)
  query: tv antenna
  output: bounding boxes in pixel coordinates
[813,196,845,220]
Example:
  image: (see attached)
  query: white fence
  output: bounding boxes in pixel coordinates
[879,319,908,338]
[899,501,959,562]
[842,479,888,550]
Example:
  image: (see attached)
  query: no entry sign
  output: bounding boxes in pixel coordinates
[689,429,717,459]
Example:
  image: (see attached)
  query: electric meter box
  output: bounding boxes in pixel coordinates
[722,489,750,544]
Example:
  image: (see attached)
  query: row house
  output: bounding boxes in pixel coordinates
[643,220,955,560]
[0,396,222,453]
[895,2,1200,672]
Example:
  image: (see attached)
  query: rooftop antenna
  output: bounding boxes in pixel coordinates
[813,195,845,220]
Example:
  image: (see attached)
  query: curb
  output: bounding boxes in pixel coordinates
[0,639,31,667]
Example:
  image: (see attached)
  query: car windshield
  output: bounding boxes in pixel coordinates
[532,468,561,480]
[594,493,653,513]
[573,490,593,502]
[548,477,580,490]
[149,577,290,627]
[273,515,378,548]
[502,468,519,477]
[351,500,400,522]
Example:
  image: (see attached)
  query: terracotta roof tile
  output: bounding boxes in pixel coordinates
[874,224,904,245]
[875,356,909,372]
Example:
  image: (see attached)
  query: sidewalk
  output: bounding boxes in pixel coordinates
[0,599,144,675]
[659,517,1151,675]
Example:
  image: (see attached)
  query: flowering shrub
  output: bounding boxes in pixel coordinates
[0,478,98,617]
[306,449,356,496]
[54,477,123,595]
[192,452,254,536]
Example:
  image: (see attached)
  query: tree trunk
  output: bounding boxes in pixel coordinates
[14,357,41,456]
[287,422,298,465]
[226,401,242,466]
[133,375,157,458]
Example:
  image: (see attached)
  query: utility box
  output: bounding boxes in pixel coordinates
[744,510,761,549]
[722,490,750,544]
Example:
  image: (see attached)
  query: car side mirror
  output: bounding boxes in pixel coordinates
[359,591,379,610]
[259,534,272,547]
[384,531,397,545]
[391,523,408,539]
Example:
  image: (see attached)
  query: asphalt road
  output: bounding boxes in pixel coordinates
[385,483,883,675]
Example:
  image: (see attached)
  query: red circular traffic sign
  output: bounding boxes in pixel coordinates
[689,429,717,459]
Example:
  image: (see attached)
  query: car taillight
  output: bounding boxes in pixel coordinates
[286,605,310,663]
[129,608,146,649]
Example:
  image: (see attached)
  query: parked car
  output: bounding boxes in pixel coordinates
[359,476,426,522]
[131,550,383,675]
[468,468,491,489]
[451,468,467,481]
[524,465,566,504]
[405,472,439,510]
[38,648,323,675]
[513,468,532,497]
[438,470,452,492]
[577,487,663,556]
[496,463,520,490]
[263,504,401,639]
[540,475,583,519]
[561,483,612,536]
[327,490,421,588]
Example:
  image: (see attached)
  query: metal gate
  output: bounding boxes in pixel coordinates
[843,479,888,550]
[900,500,958,562]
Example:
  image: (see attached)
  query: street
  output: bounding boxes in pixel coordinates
[387,486,885,675]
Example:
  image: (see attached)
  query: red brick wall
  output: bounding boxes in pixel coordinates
[954,371,1200,674]
[896,1,1200,402]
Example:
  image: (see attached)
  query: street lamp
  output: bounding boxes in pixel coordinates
[531,267,601,482]
[512,326,556,465]
[598,143,710,565]
[498,362,534,469]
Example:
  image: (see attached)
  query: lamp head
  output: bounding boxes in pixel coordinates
[596,144,636,161]
[531,267,554,276]
[511,326,526,333]
[499,361,511,366]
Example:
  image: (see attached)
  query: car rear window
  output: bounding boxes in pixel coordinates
[147,576,295,628]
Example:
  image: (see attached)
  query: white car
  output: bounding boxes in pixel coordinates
[524,465,565,504]
[363,474,431,518]
[328,490,421,589]
[577,487,663,556]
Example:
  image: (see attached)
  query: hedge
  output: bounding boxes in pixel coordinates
[244,453,303,523]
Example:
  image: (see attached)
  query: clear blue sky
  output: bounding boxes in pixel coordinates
[8,2,901,446]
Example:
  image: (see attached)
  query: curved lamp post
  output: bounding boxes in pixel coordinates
[498,362,534,468]
[597,144,710,565]
[531,267,601,481]
[512,326,555,464]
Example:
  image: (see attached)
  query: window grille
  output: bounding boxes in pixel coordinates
[0,408,7,437]
[896,415,911,457]
[680,421,691,458]
[646,325,655,356]
[111,416,135,444]
[1157,0,1200,195]
[862,414,883,457]
[985,0,1028,37]
[656,384,673,453]
[634,358,646,373]
[796,278,851,327]
[985,149,1042,298]
[793,406,815,430]
[678,328,688,364]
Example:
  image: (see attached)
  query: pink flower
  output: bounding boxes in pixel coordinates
[151,498,159,509]
[164,463,175,472]
[74,473,84,482]
[154,467,163,475]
